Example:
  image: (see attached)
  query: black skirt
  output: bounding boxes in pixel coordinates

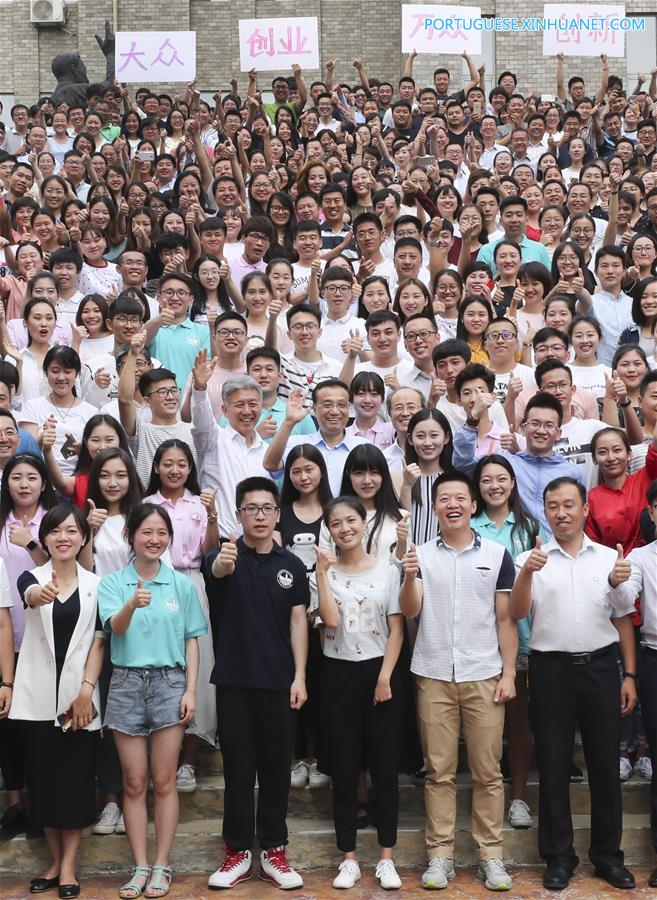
[21,721,97,829]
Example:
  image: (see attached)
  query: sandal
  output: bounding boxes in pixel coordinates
[144,865,172,899]
[119,866,151,899]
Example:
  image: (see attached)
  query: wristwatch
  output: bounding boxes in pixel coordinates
[623,672,637,679]
[618,397,632,408]
[0,682,13,689]
[26,540,38,552]
[465,416,479,428]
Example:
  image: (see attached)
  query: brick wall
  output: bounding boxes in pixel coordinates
[0,0,650,103]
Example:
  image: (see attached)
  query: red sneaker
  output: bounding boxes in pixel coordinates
[259,846,303,890]
[207,846,253,889]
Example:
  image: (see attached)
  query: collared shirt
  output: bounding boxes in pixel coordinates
[283,430,368,496]
[0,509,44,649]
[396,360,433,400]
[477,235,551,275]
[191,387,269,537]
[99,561,207,668]
[515,535,636,653]
[317,312,367,362]
[413,530,515,683]
[229,256,266,295]
[383,439,405,473]
[144,489,207,570]
[346,418,395,449]
[219,395,316,443]
[590,289,634,366]
[479,143,507,170]
[625,542,657,649]
[150,318,211,388]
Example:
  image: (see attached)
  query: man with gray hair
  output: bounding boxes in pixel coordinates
[190,353,270,537]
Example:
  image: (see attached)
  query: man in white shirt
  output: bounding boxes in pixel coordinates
[397,314,440,401]
[276,305,342,407]
[317,267,367,363]
[478,116,507,170]
[291,221,324,303]
[383,387,425,472]
[191,367,268,539]
[353,213,397,287]
[579,245,633,366]
[400,471,517,892]
[228,218,272,297]
[50,248,84,325]
[511,477,637,892]
[433,339,509,433]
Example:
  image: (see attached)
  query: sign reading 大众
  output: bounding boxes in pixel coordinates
[115,32,197,82]
[238,17,320,72]
[401,5,483,54]
[542,5,626,57]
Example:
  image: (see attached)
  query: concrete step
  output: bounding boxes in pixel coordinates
[0,813,654,875]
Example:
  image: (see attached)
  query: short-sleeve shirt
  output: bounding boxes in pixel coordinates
[149,319,211,389]
[207,538,309,692]
[310,558,401,661]
[98,561,207,668]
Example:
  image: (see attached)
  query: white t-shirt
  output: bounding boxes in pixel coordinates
[317,313,367,362]
[93,514,131,577]
[491,364,536,403]
[77,262,122,299]
[19,396,97,475]
[570,363,611,400]
[553,417,607,489]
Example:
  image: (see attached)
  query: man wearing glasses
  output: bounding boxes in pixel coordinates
[149,273,211,386]
[397,313,440,401]
[316,267,367,362]
[207,476,308,890]
[453,392,584,536]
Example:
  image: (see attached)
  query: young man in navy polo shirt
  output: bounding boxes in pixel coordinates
[206,477,309,890]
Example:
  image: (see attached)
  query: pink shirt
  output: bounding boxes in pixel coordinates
[346,419,395,450]
[515,384,599,423]
[144,489,207,569]
[0,508,45,650]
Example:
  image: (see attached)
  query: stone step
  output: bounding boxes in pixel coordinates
[0,813,654,875]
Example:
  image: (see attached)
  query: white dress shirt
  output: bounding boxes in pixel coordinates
[190,387,268,538]
[283,430,368,496]
[590,289,634,366]
[625,542,657,649]
[317,312,367,362]
[515,535,637,653]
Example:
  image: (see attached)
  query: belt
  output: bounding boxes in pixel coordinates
[531,644,615,665]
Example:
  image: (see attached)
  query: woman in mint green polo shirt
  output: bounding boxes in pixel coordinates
[472,454,546,834]
[98,503,207,900]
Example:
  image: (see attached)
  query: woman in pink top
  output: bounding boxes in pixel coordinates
[346,372,395,450]
[144,439,218,792]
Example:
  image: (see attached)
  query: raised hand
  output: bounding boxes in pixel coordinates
[94,368,111,390]
[200,487,217,512]
[257,411,278,440]
[313,545,337,574]
[499,424,520,454]
[523,536,548,574]
[285,388,309,424]
[87,498,108,532]
[37,571,58,606]
[402,543,419,579]
[609,543,632,587]
[192,349,218,391]
[130,579,151,610]
[218,533,239,575]
[340,329,363,359]
[395,512,411,548]
[401,459,422,487]
[41,415,58,450]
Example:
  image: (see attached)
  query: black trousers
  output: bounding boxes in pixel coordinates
[639,646,657,853]
[529,645,624,870]
[216,686,292,852]
[0,655,24,791]
[320,656,403,853]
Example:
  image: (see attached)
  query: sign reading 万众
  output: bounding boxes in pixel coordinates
[542,5,626,57]
[238,17,320,72]
[401,5,483,54]
[115,32,197,82]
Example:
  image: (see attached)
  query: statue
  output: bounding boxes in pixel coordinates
[50,21,116,108]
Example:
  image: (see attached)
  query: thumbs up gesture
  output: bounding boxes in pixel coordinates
[86,497,108,532]
[37,570,59,606]
[41,415,58,450]
[524,535,548,574]
[340,329,363,359]
[130,579,152,609]
[217,533,239,575]
[257,411,278,440]
[395,512,412,557]
[402,542,419,579]
[609,543,632,588]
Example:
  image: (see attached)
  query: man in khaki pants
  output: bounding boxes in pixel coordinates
[400,471,517,891]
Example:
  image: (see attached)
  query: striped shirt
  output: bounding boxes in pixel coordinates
[278,352,343,408]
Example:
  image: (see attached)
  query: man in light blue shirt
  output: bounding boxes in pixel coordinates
[476,196,551,274]
[149,273,211,387]
[580,245,633,366]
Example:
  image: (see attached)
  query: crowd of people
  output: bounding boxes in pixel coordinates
[0,43,656,897]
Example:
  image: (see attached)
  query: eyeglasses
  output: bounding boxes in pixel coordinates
[161,288,192,299]
[113,314,142,325]
[238,504,278,517]
[437,285,459,294]
[524,420,559,433]
[317,401,350,411]
[216,328,246,338]
[146,386,181,399]
[323,285,351,295]
[0,428,18,439]
[542,381,570,392]
[290,322,319,332]
[405,330,437,343]
[485,331,516,343]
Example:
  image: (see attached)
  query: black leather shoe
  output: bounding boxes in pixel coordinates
[2,803,29,835]
[594,864,636,889]
[650,868,657,888]
[58,885,80,899]
[543,864,572,890]
[29,877,59,894]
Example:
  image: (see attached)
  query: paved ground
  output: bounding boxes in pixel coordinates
[2,868,657,898]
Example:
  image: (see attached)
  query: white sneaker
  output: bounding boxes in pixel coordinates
[176,763,197,793]
[376,859,401,889]
[207,847,253,888]
[421,857,455,889]
[477,858,513,891]
[115,812,126,834]
[332,859,361,889]
[307,761,330,788]
[290,761,309,788]
[634,756,653,780]
[260,846,303,889]
[92,801,121,835]
[508,799,533,829]
[620,756,633,781]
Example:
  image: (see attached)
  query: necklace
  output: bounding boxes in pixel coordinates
[48,393,77,424]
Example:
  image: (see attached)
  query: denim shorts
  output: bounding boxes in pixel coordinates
[104,666,192,737]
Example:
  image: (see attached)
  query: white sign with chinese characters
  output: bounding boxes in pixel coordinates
[401,5,482,55]
[115,32,197,82]
[238,17,320,72]
[542,5,626,57]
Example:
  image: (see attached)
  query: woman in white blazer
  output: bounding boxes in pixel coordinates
[10,503,105,900]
